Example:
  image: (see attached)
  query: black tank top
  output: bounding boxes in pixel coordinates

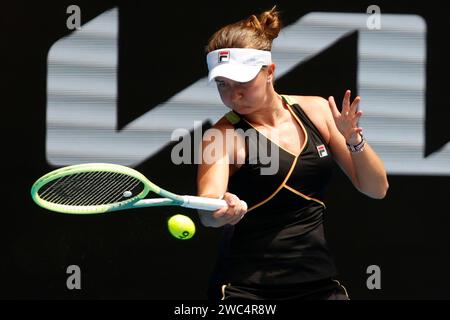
[215,95,338,286]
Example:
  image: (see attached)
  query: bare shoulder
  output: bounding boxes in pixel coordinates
[201,116,236,147]
[292,95,329,114]
[209,115,235,132]
[200,116,235,148]
[288,95,332,143]
[206,114,245,172]
[204,114,242,146]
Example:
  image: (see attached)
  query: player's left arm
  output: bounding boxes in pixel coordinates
[316,91,389,199]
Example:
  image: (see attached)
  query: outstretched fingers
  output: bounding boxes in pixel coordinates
[328,96,340,118]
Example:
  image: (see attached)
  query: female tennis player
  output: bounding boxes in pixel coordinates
[197,6,389,300]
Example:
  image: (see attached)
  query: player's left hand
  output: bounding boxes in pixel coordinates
[328,90,363,145]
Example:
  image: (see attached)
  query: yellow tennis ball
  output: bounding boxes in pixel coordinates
[167,214,196,240]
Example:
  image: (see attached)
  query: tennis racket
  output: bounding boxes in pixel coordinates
[31,163,245,214]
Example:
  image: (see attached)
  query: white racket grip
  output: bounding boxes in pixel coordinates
[181,195,247,211]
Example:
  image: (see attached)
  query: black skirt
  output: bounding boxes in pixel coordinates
[211,278,349,301]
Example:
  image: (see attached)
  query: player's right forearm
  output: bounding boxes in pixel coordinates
[195,191,225,226]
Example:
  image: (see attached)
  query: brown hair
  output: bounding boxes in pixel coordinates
[206,6,282,53]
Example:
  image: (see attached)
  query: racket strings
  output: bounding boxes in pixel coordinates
[48,171,96,205]
[85,173,135,206]
[107,178,141,205]
[38,171,145,206]
[45,171,102,205]
[42,172,87,203]
[40,173,74,199]
[65,171,116,206]
[79,171,123,206]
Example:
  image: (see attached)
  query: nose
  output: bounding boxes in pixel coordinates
[230,85,243,104]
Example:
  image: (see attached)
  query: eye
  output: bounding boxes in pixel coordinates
[215,81,226,88]
[238,81,250,87]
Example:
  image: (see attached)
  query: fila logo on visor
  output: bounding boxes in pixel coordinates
[218,50,230,63]
[316,144,328,158]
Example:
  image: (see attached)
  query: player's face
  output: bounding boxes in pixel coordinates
[215,66,271,115]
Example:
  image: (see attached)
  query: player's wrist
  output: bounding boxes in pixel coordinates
[345,132,363,145]
[346,133,365,153]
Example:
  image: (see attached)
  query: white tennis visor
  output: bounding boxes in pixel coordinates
[207,48,272,83]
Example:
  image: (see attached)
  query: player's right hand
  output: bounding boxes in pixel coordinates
[212,192,248,226]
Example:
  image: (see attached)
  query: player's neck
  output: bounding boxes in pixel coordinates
[245,91,287,127]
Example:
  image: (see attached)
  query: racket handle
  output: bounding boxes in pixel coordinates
[181,195,247,211]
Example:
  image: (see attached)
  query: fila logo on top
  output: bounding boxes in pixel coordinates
[317,144,328,158]
[218,50,230,63]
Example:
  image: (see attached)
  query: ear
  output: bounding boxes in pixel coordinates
[267,63,276,81]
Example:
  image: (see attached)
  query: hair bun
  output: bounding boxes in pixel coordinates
[258,6,282,41]
[206,6,283,52]
[244,6,281,42]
